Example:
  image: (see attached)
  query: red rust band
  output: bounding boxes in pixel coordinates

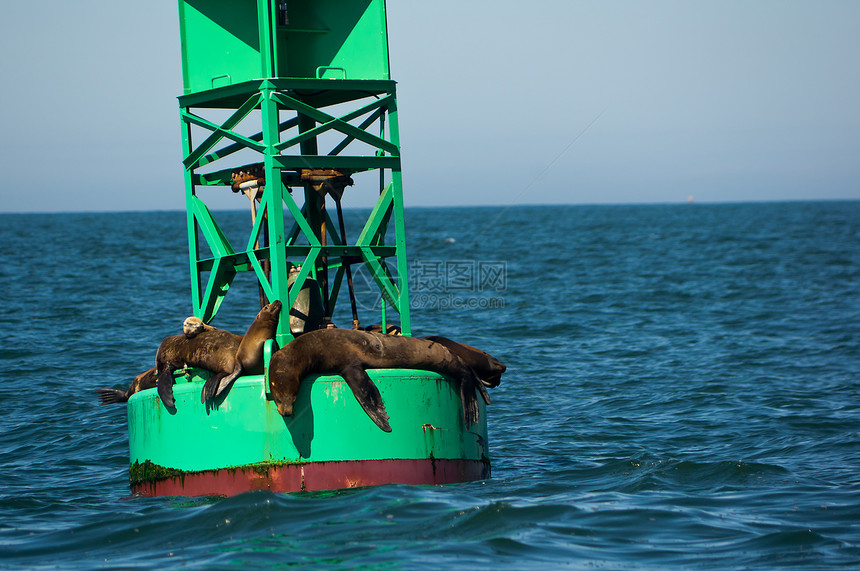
[132,458,490,497]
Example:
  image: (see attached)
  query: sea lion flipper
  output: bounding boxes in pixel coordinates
[213,363,243,398]
[200,371,226,402]
[95,388,128,405]
[201,374,219,403]
[459,378,480,428]
[341,365,391,433]
[475,376,491,405]
[157,365,177,409]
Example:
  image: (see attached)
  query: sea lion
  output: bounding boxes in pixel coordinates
[95,315,215,405]
[420,336,506,388]
[95,315,229,405]
[155,328,242,409]
[96,367,158,405]
[157,300,282,408]
[204,300,283,401]
[267,329,490,432]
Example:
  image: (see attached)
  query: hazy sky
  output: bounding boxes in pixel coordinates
[1,1,858,213]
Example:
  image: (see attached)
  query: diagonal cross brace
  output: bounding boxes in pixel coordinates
[189,196,237,320]
[244,191,275,302]
[197,116,300,169]
[355,184,402,313]
[274,94,393,154]
[182,94,266,170]
[272,92,399,156]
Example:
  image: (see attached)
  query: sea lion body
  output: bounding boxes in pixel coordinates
[96,367,158,405]
[95,314,216,405]
[235,301,282,375]
[421,336,506,388]
[268,329,488,431]
[97,301,282,409]
[155,328,243,408]
[205,300,283,400]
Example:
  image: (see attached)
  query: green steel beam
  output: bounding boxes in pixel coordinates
[176,79,395,110]
[260,84,290,337]
[181,111,267,162]
[197,116,300,170]
[329,106,387,157]
[182,93,262,170]
[272,92,399,156]
[182,113,201,318]
[273,155,399,170]
[244,192,275,301]
[274,94,394,154]
[176,3,409,331]
[195,246,394,271]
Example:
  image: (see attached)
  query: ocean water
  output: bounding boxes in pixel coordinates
[1,202,859,569]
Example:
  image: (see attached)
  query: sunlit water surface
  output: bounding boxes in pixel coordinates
[1,202,858,569]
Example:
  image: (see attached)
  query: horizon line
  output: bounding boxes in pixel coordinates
[1,197,858,216]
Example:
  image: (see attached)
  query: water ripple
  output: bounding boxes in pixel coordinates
[2,204,860,568]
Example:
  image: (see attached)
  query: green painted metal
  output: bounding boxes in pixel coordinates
[128,370,488,473]
[177,1,410,340]
[177,0,389,95]
[151,1,484,494]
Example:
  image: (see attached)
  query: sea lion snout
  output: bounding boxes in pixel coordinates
[182,316,206,338]
[263,300,283,313]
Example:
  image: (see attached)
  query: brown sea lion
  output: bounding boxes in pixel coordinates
[158,300,282,408]
[267,329,490,432]
[204,300,283,401]
[155,328,242,409]
[420,336,506,388]
[96,367,158,405]
[95,315,229,405]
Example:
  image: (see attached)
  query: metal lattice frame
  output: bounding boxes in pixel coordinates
[179,78,411,343]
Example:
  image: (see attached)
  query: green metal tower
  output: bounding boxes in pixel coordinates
[177,0,410,342]
[123,0,491,497]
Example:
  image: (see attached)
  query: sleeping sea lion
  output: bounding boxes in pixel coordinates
[267,329,490,432]
[158,300,282,408]
[95,315,217,405]
[155,328,242,409]
[420,336,506,388]
[96,367,158,405]
[95,314,233,406]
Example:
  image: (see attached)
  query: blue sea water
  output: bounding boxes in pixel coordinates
[1,202,859,569]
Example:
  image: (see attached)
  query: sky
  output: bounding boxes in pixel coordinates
[1,0,858,213]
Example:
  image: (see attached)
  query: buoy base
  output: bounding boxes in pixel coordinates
[127,369,490,496]
[131,457,490,497]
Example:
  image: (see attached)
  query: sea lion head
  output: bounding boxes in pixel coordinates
[182,316,206,338]
[253,300,282,329]
[261,300,283,316]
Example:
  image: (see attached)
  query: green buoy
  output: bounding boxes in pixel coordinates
[127,0,491,496]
